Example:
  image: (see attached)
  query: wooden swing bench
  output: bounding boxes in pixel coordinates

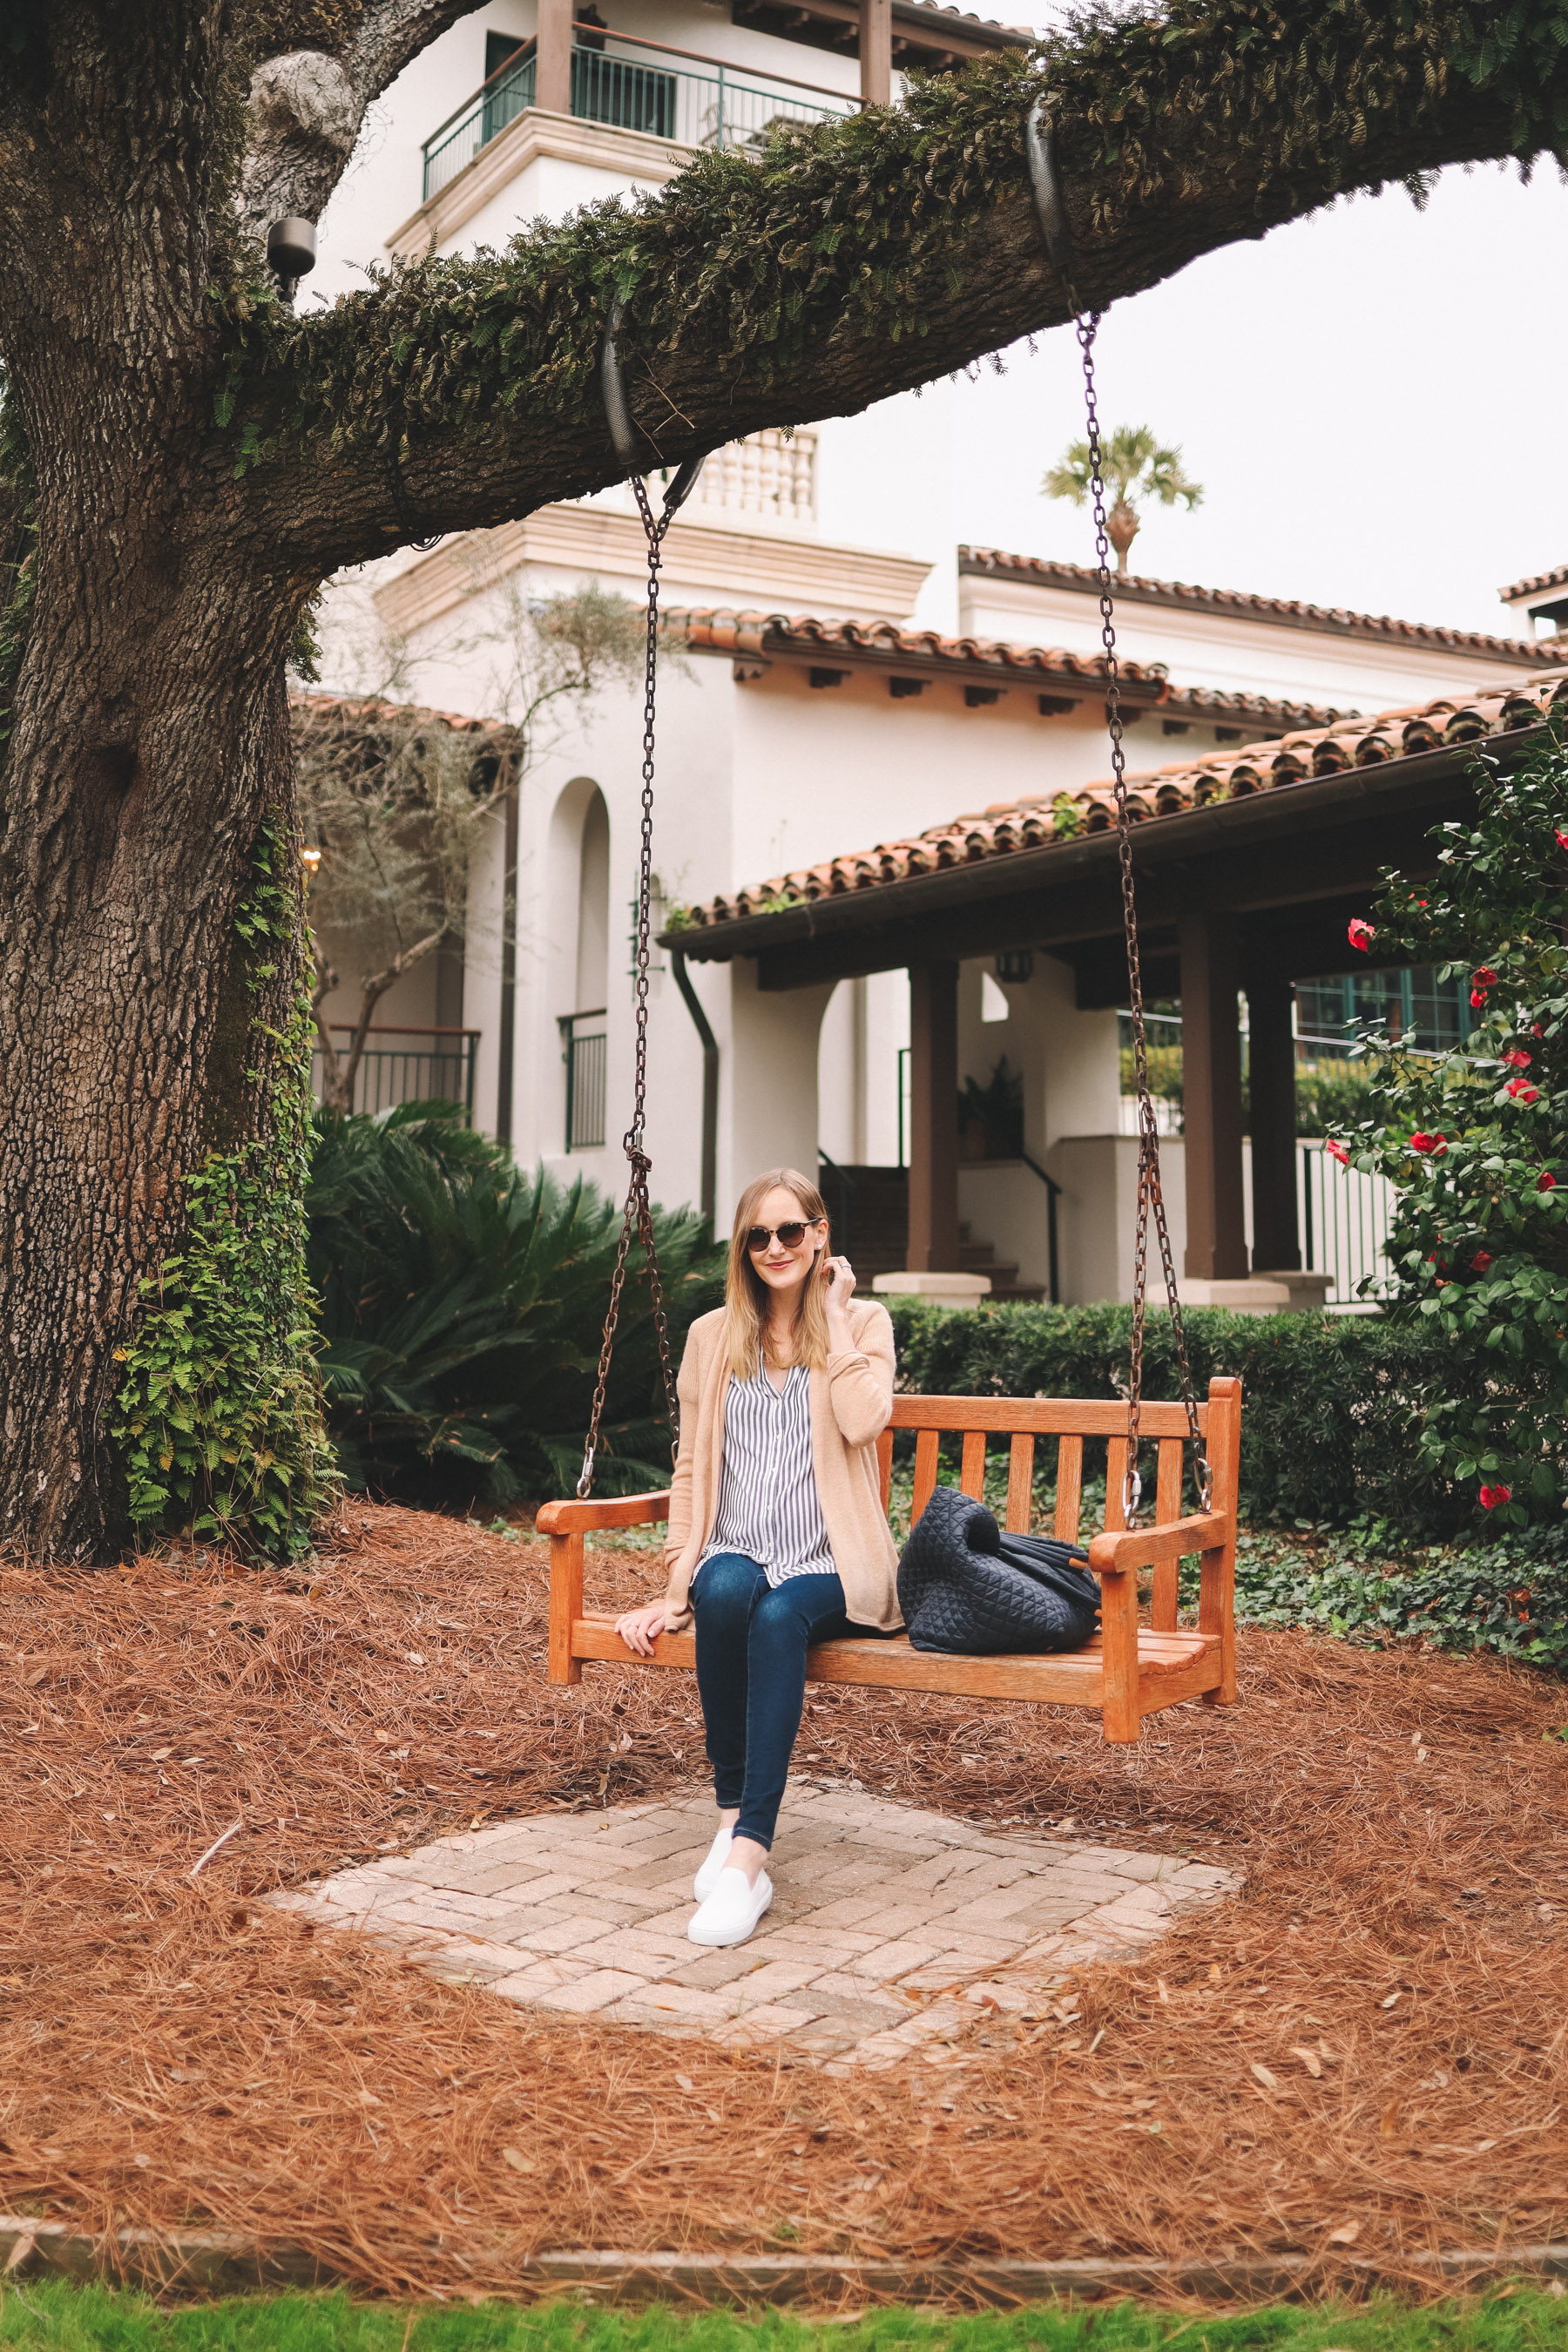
[538,1375,1241,1743]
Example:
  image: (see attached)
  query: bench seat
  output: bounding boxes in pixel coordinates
[540,1377,1241,1742]
[570,1613,1222,1707]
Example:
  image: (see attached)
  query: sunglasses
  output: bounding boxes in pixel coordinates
[745,1220,821,1254]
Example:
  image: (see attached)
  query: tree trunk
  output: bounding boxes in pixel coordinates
[0,508,307,1559]
[1108,501,1139,574]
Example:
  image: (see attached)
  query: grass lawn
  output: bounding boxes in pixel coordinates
[1,2289,1567,2352]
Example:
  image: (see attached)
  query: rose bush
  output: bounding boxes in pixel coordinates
[1338,725,1568,1529]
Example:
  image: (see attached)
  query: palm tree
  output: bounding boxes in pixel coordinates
[1043,425,1203,573]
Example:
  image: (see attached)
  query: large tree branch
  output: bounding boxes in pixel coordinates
[221,1,1565,578]
[240,0,490,244]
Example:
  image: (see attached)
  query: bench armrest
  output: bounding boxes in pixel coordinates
[537,1489,672,1536]
[1087,1511,1228,1576]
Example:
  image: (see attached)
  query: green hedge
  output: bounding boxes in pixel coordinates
[884,1300,1473,1541]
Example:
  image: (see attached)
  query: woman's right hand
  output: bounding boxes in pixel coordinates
[615,1601,669,1657]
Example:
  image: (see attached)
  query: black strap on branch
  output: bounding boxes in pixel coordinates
[1024,105,1211,1524]
[383,433,443,553]
[575,308,706,1501]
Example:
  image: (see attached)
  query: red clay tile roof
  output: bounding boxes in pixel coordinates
[958,547,1561,666]
[893,0,1030,40]
[291,690,510,737]
[1499,562,1568,604]
[674,672,1568,935]
[668,608,1349,734]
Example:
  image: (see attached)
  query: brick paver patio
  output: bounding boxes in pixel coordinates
[277,1784,1240,2069]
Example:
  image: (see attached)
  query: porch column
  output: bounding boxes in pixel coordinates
[1246,970,1301,1272]
[906,960,960,1271]
[1177,909,1247,1280]
[859,0,891,105]
[536,0,573,115]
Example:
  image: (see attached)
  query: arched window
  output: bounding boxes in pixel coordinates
[576,786,610,1013]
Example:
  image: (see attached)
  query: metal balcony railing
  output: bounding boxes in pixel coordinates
[312,1026,479,1120]
[422,26,856,199]
[559,1010,608,1152]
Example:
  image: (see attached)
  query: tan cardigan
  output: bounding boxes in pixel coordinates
[661,1299,902,1632]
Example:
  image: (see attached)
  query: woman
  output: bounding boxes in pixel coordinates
[615,1168,899,1949]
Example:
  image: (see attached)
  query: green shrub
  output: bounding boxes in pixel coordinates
[1198,1521,1568,1674]
[1293,1058,1375,1139]
[884,1298,1478,1541]
[306,1104,723,1504]
[1341,726,1568,1527]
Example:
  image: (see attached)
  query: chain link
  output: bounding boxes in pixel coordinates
[1075,314,1211,1522]
[577,472,681,1499]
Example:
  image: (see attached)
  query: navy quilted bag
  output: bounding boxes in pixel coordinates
[897,1484,1098,1656]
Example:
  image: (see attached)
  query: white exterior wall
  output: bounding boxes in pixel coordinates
[957,570,1545,714]
[308,8,1514,1293]
[724,659,1240,880]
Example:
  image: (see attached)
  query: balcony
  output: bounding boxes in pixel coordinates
[422,26,858,200]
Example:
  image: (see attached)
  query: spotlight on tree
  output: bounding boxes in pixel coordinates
[267,217,316,289]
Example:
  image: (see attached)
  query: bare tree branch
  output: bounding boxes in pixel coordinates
[319,924,449,1112]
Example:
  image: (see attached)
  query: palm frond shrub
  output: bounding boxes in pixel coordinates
[306,1103,723,1504]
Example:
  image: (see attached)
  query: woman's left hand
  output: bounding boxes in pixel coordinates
[823,1254,856,1318]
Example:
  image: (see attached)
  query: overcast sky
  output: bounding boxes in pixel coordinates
[950,152,1568,639]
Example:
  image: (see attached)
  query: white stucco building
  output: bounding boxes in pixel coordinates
[308,1,1565,1305]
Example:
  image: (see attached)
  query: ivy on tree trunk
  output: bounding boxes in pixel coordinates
[1,0,1566,1559]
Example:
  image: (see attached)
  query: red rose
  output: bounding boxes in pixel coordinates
[1471,988,1490,1009]
[1478,1484,1511,1510]
[1534,1023,1545,1037]
[1503,1049,1532,1068]
[1506,1078,1540,1103]
[1471,1250,1493,1272]
[1409,1132,1447,1155]
[1557,830,1568,854]
[1473,967,1498,986]
[1540,1172,1558,1191]
[1326,1139,1350,1167]
[1347,918,1375,952]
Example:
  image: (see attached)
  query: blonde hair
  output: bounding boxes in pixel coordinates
[723,1168,832,1381]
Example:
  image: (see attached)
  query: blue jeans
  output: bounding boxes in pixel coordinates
[690,1552,859,1851]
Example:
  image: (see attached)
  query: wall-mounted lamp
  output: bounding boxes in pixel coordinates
[301,845,322,875]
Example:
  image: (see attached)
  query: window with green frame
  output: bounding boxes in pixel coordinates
[1295,965,1470,1051]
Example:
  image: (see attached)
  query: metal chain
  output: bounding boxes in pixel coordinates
[1075,314,1212,1521]
[577,472,681,1499]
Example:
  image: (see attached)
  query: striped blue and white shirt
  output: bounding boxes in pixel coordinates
[699,1362,835,1586]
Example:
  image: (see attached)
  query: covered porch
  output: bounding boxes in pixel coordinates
[666,680,1561,1305]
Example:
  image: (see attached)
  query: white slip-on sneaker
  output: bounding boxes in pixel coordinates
[693,1823,735,1903]
[687,1865,773,1948]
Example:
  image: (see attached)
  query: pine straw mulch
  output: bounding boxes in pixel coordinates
[2,1501,1567,2304]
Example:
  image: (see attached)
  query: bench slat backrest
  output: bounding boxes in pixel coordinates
[876,1389,1230,1549]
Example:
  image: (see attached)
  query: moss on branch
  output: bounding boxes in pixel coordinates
[215,2,1568,493]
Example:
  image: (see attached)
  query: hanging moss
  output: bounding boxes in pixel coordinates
[112,818,338,1560]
